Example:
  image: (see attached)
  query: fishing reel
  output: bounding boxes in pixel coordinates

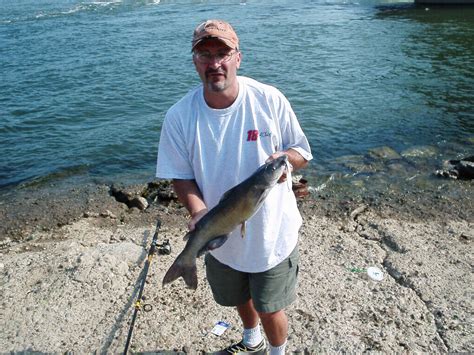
[156,239,171,255]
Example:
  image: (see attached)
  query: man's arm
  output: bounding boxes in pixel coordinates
[172,179,208,231]
[282,148,309,171]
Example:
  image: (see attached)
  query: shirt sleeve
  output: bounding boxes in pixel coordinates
[156,110,195,180]
[278,93,313,161]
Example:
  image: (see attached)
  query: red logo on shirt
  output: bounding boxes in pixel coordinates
[247,130,259,141]
[246,130,272,141]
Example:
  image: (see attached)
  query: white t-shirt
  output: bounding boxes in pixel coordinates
[156,76,313,272]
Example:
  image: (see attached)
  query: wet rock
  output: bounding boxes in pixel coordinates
[401,146,438,158]
[0,183,119,242]
[435,156,474,180]
[292,175,309,199]
[337,154,379,173]
[368,146,401,160]
[387,162,408,174]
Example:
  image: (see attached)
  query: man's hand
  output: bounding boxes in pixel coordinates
[188,208,208,232]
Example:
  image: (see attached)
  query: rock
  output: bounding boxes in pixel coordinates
[110,184,135,205]
[130,196,148,210]
[100,210,117,219]
[109,181,179,210]
[454,159,474,180]
[435,170,455,179]
[143,180,178,203]
[110,184,149,210]
[435,156,474,180]
[350,205,368,221]
[387,162,408,174]
[368,146,401,160]
[0,238,12,249]
[336,154,379,173]
[459,233,472,243]
[401,146,438,158]
[292,176,309,199]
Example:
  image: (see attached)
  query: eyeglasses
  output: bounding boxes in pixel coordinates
[193,50,237,64]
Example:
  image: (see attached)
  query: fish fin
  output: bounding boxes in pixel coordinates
[218,183,241,203]
[241,222,246,238]
[258,189,270,207]
[218,189,233,203]
[197,235,228,257]
[162,255,198,290]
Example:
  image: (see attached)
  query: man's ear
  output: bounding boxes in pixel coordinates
[236,51,242,69]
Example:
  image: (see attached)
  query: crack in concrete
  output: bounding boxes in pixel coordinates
[381,259,450,351]
[351,210,450,352]
[380,232,407,254]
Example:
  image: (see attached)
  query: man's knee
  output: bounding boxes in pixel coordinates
[258,309,285,321]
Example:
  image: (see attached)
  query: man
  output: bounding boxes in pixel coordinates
[156,19,312,355]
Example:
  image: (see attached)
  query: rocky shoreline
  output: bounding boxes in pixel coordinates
[0,174,473,353]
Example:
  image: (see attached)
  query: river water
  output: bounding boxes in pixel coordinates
[1,0,473,197]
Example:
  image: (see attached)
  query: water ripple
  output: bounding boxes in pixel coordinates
[1,0,473,189]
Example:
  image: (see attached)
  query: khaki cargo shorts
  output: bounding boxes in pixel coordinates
[204,246,299,313]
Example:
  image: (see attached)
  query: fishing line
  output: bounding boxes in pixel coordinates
[285,159,293,192]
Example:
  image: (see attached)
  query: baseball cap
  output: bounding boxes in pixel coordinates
[192,19,239,51]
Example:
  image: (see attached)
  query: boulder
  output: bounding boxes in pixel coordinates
[368,146,401,160]
[110,184,149,210]
[435,156,474,180]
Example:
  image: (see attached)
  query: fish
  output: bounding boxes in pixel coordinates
[162,154,289,289]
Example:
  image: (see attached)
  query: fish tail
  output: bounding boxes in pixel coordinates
[162,255,198,290]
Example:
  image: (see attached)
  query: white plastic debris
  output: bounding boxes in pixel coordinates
[367,266,384,281]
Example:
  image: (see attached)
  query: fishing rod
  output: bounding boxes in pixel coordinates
[123,220,170,354]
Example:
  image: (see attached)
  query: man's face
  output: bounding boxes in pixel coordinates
[193,39,241,93]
